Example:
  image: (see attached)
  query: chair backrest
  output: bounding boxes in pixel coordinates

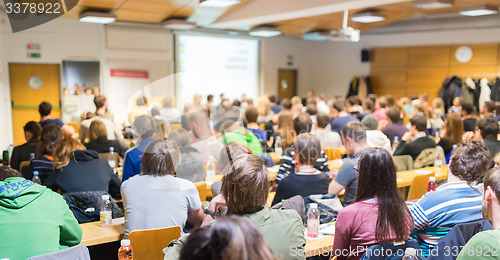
[414,147,445,169]
[98,152,119,168]
[360,239,424,260]
[393,155,414,171]
[20,160,30,170]
[407,172,435,201]
[129,226,182,260]
[27,244,90,260]
[323,147,342,160]
[194,181,207,202]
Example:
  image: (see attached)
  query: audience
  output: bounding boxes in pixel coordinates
[10,121,41,171]
[361,114,391,151]
[481,100,496,118]
[448,96,462,114]
[393,115,436,160]
[84,120,127,157]
[29,124,63,182]
[128,96,149,124]
[462,103,477,132]
[45,138,122,199]
[373,97,388,121]
[219,120,263,156]
[272,113,296,150]
[121,139,204,236]
[436,113,464,156]
[279,98,293,115]
[316,93,330,115]
[410,141,491,256]
[432,97,445,118]
[245,107,267,141]
[330,101,359,134]
[0,166,82,260]
[256,96,274,124]
[329,122,369,206]
[168,129,205,182]
[93,94,114,121]
[357,98,374,121]
[38,101,74,137]
[210,143,252,197]
[475,117,500,159]
[332,148,413,260]
[269,95,282,114]
[312,113,342,148]
[160,96,182,123]
[188,110,224,162]
[381,106,409,145]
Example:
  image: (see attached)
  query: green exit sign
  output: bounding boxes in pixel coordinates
[27,53,41,58]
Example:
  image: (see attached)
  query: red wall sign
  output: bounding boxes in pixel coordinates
[110,69,149,78]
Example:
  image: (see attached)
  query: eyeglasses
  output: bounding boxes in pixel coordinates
[353,165,359,174]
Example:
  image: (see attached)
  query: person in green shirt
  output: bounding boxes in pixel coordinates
[218,120,263,155]
[458,168,500,259]
[0,166,82,260]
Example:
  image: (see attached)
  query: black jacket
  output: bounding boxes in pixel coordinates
[45,150,122,199]
[10,142,38,171]
[84,136,127,157]
[440,77,462,112]
[63,191,124,224]
[393,136,436,160]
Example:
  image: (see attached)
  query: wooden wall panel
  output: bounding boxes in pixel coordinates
[371,68,407,99]
[450,44,498,67]
[407,68,449,100]
[409,46,450,67]
[370,47,408,67]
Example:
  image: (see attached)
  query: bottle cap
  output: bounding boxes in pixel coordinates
[405,248,416,256]
[437,146,442,151]
[276,136,282,140]
[33,171,39,176]
[453,144,458,149]
[30,153,35,156]
[102,194,110,200]
[429,176,436,182]
[121,239,131,247]
[109,147,114,152]
[394,136,399,141]
[309,203,318,209]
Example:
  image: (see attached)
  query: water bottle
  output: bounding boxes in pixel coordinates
[8,145,13,161]
[452,144,457,150]
[434,146,443,169]
[32,171,41,185]
[275,136,283,154]
[427,176,437,192]
[118,239,133,260]
[29,153,35,161]
[402,248,418,260]
[2,150,9,165]
[307,203,320,238]
[435,131,440,139]
[206,156,216,177]
[392,136,399,151]
[108,147,116,168]
[100,194,112,227]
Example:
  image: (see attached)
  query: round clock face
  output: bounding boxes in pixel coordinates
[29,76,43,90]
[455,46,473,63]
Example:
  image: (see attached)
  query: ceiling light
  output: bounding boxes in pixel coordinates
[351,11,386,23]
[302,30,330,41]
[162,18,196,30]
[460,6,498,16]
[413,0,454,10]
[79,11,116,24]
[249,25,282,37]
[199,0,241,8]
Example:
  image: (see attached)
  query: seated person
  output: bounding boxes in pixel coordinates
[122,115,160,182]
[330,100,359,134]
[458,168,500,259]
[128,96,149,125]
[29,124,63,182]
[393,115,436,160]
[436,113,463,156]
[168,128,205,182]
[361,114,391,151]
[38,101,74,137]
[332,148,413,260]
[272,133,330,206]
[410,141,491,256]
[45,138,122,199]
[476,116,500,159]
[312,113,342,148]
[165,154,306,260]
[0,166,82,260]
[10,121,41,171]
[122,139,204,235]
[219,120,263,155]
[329,122,369,206]
[187,110,224,162]
[462,103,477,132]
[84,120,127,157]
[381,106,408,145]
[245,107,267,141]
[179,216,275,260]
[373,97,388,121]
[274,113,329,188]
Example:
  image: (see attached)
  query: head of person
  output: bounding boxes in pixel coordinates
[256,96,271,117]
[332,100,346,113]
[449,141,491,184]
[361,114,378,131]
[207,94,214,103]
[217,142,252,174]
[291,96,302,106]
[269,95,277,104]
[482,168,500,225]
[179,216,275,260]
[53,138,86,169]
[278,114,296,148]
[193,93,202,106]
[133,115,161,140]
[385,95,395,108]
[316,113,330,130]
[461,103,474,116]
[453,97,462,107]
[136,96,148,107]
[220,93,225,101]
[232,100,241,107]
[306,103,317,116]
[280,98,292,110]
[38,124,63,156]
[293,113,312,135]
[94,95,107,111]
[444,113,464,145]
[409,115,427,134]
[432,98,444,110]
[245,107,259,124]
[306,89,314,98]
[482,101,496,116]
[419,93,429,104]
[375,97,387,110]
[141,139,181,176]
[363,99,374,112]
[168,128,192,148]
[355,148,413,242]
[294,133,321,166]
[0,166,22,181]
[89,120,107,142]
[399,97,410,106]
[477,117,499,141]
[162,96,174,108]
[341,122,366,155]
[386,107,402,124]
[38,101,52,117]
[23,121,42,143]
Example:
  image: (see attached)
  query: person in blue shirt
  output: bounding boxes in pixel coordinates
[38,101,75,137]
[122,115,161,182]
[409,140,491,257]
[330,100,359,135]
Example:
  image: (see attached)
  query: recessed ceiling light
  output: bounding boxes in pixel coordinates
[413,0,454,10]
[162,18,196,30]
[460,6,498,16]
[302,30,330,41]
[249,25,282,37]
[79,11,116,24]
[199,0,241,8]
[351,11,386,23]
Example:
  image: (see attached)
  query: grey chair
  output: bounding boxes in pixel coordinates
[27,244,90,260]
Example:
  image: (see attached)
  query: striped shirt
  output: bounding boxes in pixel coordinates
[409,181,483,256]
[275,147,329,184]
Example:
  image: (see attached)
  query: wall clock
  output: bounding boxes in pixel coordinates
[455,46,473,63]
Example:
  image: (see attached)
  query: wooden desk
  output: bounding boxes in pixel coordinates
[305,223,335,257]
[270,152,281,163]
[80,218,125,247]
[396,165,448,188]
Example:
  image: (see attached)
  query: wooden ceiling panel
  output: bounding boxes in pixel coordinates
[119,1,178,14]
[115,10,168,23]
[78,0,126,10]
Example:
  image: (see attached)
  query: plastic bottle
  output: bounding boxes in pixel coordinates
[118,239,133,260]
[392,136,399,151]
[434,146,443,169]
[2,150,8,165]
[206,156,216,177]
[8,145,13,161]
[307,203,320,238]
[100,195,112,227]
[435,131,440,139]
[402,248,418,260]
[452,144,457,150]
[29,153,35,161]
[108,147,116,168]
[275,136,283,154]
[32,171,41,185]
[427,176,437,192]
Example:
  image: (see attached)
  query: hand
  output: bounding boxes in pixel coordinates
[207,194,226,212]
[462,132,476,141]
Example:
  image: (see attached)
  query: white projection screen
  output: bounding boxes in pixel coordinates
[175,33,260,107]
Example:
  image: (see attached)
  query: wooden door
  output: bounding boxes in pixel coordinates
[9,63,61,145]
[277,69,297,99]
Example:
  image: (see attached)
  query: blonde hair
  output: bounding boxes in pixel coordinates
[291,96,302,106]
[53,138,86,169]
[89,120,107,142]
[256,96,271,117]
[277,114,296,149]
